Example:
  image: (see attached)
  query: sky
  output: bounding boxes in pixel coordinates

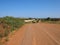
[0,0,60,18]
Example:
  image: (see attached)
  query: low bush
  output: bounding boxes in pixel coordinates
[0,16,25,38]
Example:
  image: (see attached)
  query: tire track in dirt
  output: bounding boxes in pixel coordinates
[39,23,60,45]
[43,29,60,45]
[6,24,31,45]
[21,24,33,45]
[43,24,60,42]
[6,23,60,45]
[32,25,37,45]
[21,24,37,45]
[34,23,59,45]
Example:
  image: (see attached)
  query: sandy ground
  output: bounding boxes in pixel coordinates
[6,23,60,45]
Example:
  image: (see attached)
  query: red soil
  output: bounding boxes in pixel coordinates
[5,23,60,45]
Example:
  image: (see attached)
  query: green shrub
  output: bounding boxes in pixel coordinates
[0,16,25,38]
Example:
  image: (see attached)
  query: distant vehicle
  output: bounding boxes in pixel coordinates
[24,20,33,23]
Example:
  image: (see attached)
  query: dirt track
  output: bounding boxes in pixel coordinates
[6,23,60,45]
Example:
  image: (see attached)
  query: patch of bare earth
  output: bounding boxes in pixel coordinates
[5,23,60,45]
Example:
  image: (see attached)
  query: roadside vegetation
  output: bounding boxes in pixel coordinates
[0,16,25,44]
[41,17,60,24]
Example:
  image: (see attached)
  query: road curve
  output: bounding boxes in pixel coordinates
[6,23,60,45]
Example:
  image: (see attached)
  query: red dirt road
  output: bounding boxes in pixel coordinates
[6,23,60,45]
